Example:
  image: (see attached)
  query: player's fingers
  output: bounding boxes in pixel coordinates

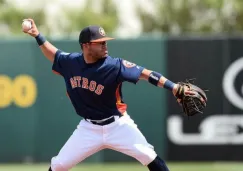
[200,97,206,105]
[185,91,195,95]
[22,27,30,33]
[27,29,34,34]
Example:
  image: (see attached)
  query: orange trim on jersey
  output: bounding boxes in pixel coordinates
[115,84,122,103]
[116,103,127,114]
[52,70,61,75]
[115,83,127,114]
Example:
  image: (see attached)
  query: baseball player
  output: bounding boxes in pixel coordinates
[22,18,196,171]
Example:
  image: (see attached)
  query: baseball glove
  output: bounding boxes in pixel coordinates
[175,79,208,116]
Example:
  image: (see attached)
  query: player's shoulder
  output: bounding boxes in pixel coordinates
[64,52,82,62]
[68,52,82,59]
[104,55,120,64]
[106,56,138,68]
[107,55,135,63]
[106,56,140,68]
[56,50,81,59]
[103,56,124,68]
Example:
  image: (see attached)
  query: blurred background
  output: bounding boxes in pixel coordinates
[0,0,243,170]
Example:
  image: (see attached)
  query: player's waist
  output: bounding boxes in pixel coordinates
[84,111,127,126]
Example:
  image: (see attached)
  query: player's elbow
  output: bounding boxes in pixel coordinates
[39,42,58,63]
[139,69,152,80]
[44,52,55,63]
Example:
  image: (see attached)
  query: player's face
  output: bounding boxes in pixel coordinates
[88,41,108,59]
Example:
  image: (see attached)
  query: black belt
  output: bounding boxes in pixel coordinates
[85,116,119,126]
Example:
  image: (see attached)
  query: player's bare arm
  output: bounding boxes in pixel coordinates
[22,18,58,63]
[139,68,194,97]
[139,69,178,95]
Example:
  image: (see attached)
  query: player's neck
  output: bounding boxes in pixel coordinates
[83,54,99,64]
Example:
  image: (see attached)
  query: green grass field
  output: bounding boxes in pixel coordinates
[0,162,242,171]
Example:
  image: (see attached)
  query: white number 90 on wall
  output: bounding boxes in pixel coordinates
[0,74,37,108]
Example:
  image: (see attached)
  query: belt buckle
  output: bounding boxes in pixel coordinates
[94,120,104,124]
[86,116,117,125]
[94,116,114,123]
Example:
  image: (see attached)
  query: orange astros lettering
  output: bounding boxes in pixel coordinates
[70,76,104,95]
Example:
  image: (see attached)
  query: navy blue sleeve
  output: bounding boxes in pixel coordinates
[52,50,71,76]
[116,58,144,84]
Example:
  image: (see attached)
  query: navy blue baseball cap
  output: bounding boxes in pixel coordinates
[79,25,114,44]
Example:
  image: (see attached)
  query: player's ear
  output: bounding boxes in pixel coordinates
[82,43,90,50]
[80,43,83,50]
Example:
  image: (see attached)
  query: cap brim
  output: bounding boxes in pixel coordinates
[91,37,114,42]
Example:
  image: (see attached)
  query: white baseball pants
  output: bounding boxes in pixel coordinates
[50,114,157,171]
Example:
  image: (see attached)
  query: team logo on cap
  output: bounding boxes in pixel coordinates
[99,27,106,36]
[122,60,136,68]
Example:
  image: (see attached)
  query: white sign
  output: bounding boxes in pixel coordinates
[223,57,243,110]
[167,115,243,145]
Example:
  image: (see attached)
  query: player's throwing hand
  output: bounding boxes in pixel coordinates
[22,18,39,37]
